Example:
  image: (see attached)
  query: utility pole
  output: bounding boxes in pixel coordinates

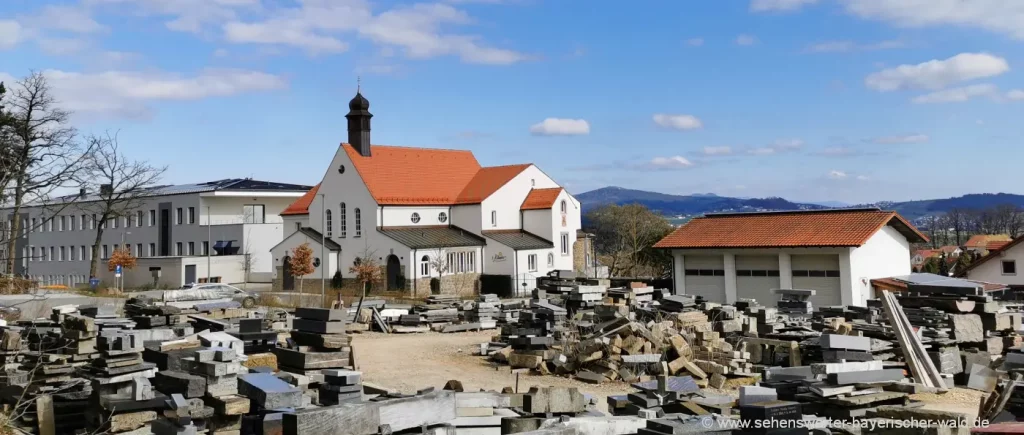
[207,206,212,283]
[320,193,326,308]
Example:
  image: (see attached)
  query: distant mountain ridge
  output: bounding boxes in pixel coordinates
[576,187,1024,221]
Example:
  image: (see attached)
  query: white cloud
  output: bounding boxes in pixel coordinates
[529,118,590,136]
[865,52,1009,91]
[0,20,21,50]
[0,68,287,118]
[1007,89,1024,100]
[872,134,929,144]
[702,146,733,156]
[34,5,107,34]
[856,175,870,181]
[36,38,91,55]
[686,38,704,47]
[85,0,260,34]
[653,114,703,130]
[750,0,817,12]
[216,1,528,64]
[912,83,999,104]
[842,0,1024,40]
[828,170,848,180]
[735,34,758,46]
[650,156,694,169]
[804,39,906,53]
[746,139,804,155]
[748,147,777,156]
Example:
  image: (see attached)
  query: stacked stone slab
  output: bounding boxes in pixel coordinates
[466,301,500,323]
[87,325,163,432]
[274,308,353,375]
[773,289,815,315]
[317,369,363,405]
[180,346,251,434]
[227,318,277,354]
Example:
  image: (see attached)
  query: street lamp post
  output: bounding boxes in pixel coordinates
[320,193,326,308]
[120,230,131,292]
[207,206,212,283]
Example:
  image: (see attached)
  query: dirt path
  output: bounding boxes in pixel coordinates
[352,331,634,410]
[351,331,987,416]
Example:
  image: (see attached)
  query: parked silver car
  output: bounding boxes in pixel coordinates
[179,283,257,308]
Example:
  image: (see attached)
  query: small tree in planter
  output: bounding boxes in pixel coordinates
[349,252,382,314]
[289,243,316,293]
[107,247,137,293]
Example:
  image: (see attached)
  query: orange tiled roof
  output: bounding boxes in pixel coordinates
[960,236,1024,276]
[280,184,320,216]
[343,144,482,205]
[966,234,1011,248]
[986,240,1011,251]
[938,245,961,254]
[653,209,928,249]
[455,164,532,204]
[914,249,939,259]
[521,188,564,210]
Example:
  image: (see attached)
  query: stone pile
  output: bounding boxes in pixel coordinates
[317,368,362,405]
[274,308,353,375]
[176,345,250,434]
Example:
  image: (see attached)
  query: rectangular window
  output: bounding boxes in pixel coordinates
[102,245,108,259]
[187,207,195,224]
[448,253,455,272]
[1003,260,1017,275]
[91,214,96,229]
[136,243,143,258]
[560,232,569,255]
[30,218,36,233]
[80,214,86,230]
[339,204,347,238]
[149,243,156,257]
[59,216,65,232]
[110,217,117,229]
[70,215,77,231]
[58,247,64,262]
[355,208,362,237]
[458,252,466,273]
[175,242,182,256]
[176,208,183,225]
[124,216,130,228]
[468,252,476,273]
[326,209,333,238]
[243,205,265,224]
[420,260,429,276]
[202,241,209,256]
[149,210,156,226]
[528,254,537,271]
[136,211,143,227]
[69,246,76,261]
[48,247,54,262]
[46,219,52,232]
[188,242,195,256]
[491,210,497,227]
[30,246,35,262]
[79,246,85,261]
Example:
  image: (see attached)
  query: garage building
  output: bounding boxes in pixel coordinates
[653,208,927,307]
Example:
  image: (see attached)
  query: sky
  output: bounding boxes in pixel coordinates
[2,0,1024,205]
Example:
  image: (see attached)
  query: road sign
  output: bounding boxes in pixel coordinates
[89,278,100,289]
[115,265,122,277]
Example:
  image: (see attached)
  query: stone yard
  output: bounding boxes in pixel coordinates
[351,330,986,417]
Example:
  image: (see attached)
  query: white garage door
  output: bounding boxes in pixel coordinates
[683,255,725,303]
[735,255,780,306]
[791,254,842,307]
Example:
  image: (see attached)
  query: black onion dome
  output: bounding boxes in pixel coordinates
[349,92,369,111]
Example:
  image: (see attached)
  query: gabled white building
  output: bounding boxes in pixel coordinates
[271,91,581,296]
[654,208,928,307]
[962,237,1024,288]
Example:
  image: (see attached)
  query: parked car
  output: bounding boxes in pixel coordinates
[167,284,257,308]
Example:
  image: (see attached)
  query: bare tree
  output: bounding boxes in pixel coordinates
[238,229,257,289]
[586,204,673,277]
[79,132,166,280]
[2,72,95,281]
[941,208,970,246]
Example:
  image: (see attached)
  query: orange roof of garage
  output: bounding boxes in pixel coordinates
[653,209,927,249]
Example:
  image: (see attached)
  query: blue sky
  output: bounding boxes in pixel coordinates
[2,0,1023,204]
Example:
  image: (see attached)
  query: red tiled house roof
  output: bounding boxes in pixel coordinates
[960,236,1024,276]
[283,145,539,213]
[966,234,1011,249]
[280,184,321,216]
[653,209,928,249]
[521,188,564,210]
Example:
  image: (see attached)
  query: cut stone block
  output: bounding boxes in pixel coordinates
[295,307,348,322]
[820,334,870,352]
[523,387,586,414]
[206,394,251,415]
[323,369,362,386]
[509,353,543,369]
[293,319,347,334]
[284,402,380,435]
[206,375,239,398]
[826,369,904,385]
[764,366,815,382]
[153,371,208,398]
[950,314,984,343]
[967,364,1000,393]
[822,349,874,363]
[811,360,883,375]
[378,390,457,432]
[272,347,349,370]
[239,373,303,410]
[738,386,778,406]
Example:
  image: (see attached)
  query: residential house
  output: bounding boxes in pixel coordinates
[965,234,1012,253]
[271,91,582,297]
[653,208,927,307]
[962,237,1024,288]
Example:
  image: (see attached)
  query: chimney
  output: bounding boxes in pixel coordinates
[346,90,373,157]
[100,184,113,197]
[79,187,86,198]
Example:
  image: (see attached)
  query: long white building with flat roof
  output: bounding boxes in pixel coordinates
[1,178,311,288]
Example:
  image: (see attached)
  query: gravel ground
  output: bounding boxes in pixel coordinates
[351,331,988,416]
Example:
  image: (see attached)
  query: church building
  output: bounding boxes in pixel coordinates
[270,91,582,296]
